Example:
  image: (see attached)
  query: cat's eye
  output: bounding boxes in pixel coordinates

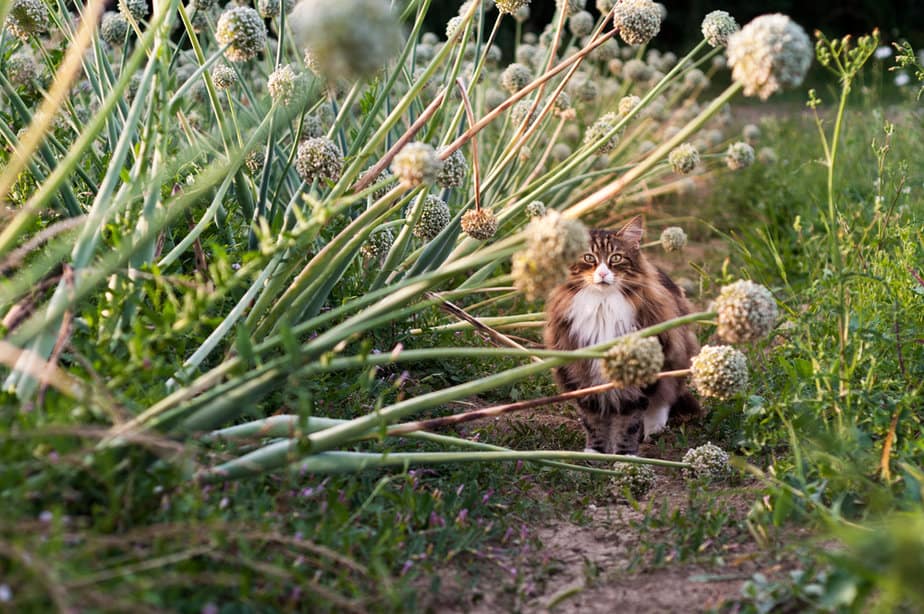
[582,254,596,265]
[609,254,623,266]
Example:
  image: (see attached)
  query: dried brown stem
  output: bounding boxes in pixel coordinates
[455,78,482,212]
[427,291,537,362]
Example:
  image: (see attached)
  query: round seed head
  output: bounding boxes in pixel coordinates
[551,143,572,162]
[421,32,438,45]
[584,112,620,154]
[392,142,443,187]
[119,0,148,21]
[568,10,594,38]
[412,195,451,241]
[607,58,623,76]
[668,143,699,175]
[445,15,464,39]
[513,210,590,300]
[216,6,267,62]
[100,11,129,45]
[495,0,530,16]
[622,58,652,83]
[596,0,616,12]
[611,461,656,498]
[726,14,812,100]
[436,148,467,189]
[500,63,532,94]
[6,52,39,88]
[701,10,739,48]
[245,149,265,175]
[659,227,687,252]
[742,123,761,144]
[690,345,748,399]
[757,147,777,164]
[211,64,237,90]
[485,88,506,111]
[591,38,620,63]
[612,0,661,46]
[515,44,537,65]
[573,79,598,102]
[258,0,280,18]
[525,201,546,217]
[725,142,755,170]
[267,64,308,107]
[684,68,708,89]
[617,95,640,117]
[682,442,730,480]
[513,5,530,22]
[361,226,394,260]
[6,0,49,41]
[295,137,343,184]
[556,0,587,16]
[715,280,777,343]
[510,99,538,127]
[461,209,499,240]
[602,335,664,388]
[289,0,402,80]
[547,91,573,118]
[301,114,324,138]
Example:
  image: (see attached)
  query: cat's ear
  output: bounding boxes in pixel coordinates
[616,215,644,247]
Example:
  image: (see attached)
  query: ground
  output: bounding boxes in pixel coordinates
[416,410,799,613]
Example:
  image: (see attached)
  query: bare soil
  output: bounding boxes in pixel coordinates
[421,414,798,614]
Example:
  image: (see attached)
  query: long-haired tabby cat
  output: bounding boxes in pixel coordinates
[544,216,701,455]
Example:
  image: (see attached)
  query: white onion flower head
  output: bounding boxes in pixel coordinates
[611,462,657,499]
[715,280,778,342]
[574,79,599,102]
[569,10,594,38]
[682,443,730,480]
[513,5,530,22]
[501,63,532,94]
[690,345,748,399]
[623,58,652,83]
[216,6,267,62]
[212,64,237,90]
[612,0,662,46]
[267,65,307,107]
[684,68,709,89]
[495,0,531,16]
[758,147,777,164]
[258,0,280,19]
[525,201,546,217]
[602,335,664,388]
[513,211,589,300]
[668,143,699,175]
[660,227,687,252]
[743,123,761,144]
[6,0,49,41]
[437,148,467,189]
[618,95,640,117]
[511,100,538,127]
[725,142,755,170]
[727,14,812,100]
[295,137,343,184]
[119,0,148,21]
[361,226,394,260]
[701,10,739,48]
[446,16,465,39]
[596,0,616,13]
[289,0,402,81]
[584,113,620,154]
[101,11,129,46]
[557,0,587,16]
[412,195,451,241]
[392,142,443,187]
[6,52,40,88]
[461,209,499,240]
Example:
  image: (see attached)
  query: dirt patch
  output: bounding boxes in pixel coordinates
[423,414,798,614]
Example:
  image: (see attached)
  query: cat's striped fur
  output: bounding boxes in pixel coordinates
[543,217,701,454]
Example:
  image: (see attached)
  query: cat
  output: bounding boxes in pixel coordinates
[543,216,701,455]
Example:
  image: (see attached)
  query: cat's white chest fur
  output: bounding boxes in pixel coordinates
[566,286,637,349]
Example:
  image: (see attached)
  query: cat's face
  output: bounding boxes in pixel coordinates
[568,217,644,290]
